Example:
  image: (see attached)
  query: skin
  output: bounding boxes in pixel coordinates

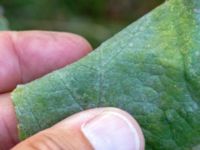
[0,31,144,150]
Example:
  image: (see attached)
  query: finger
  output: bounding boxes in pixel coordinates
[13,108,145,150]
[0,94,18,150]
[0,31,92,93]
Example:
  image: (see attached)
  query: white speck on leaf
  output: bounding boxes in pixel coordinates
[129,43,133,47]
[194,8,200,13]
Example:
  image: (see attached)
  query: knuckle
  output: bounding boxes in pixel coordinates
[26,131,74,150]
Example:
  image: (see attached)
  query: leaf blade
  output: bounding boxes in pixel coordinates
[12,0,200,149]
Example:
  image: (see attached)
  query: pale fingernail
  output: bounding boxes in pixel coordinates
[81,112,141,150]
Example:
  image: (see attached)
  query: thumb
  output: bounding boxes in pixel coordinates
[12,108,145,150]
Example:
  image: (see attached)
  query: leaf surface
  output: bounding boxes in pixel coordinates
[12,0,200,149]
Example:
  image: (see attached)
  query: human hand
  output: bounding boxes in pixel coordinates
[0,31,145,150]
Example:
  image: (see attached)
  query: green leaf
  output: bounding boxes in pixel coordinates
[12,0,200,149]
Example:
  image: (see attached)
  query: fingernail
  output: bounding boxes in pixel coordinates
[81,112,140,150]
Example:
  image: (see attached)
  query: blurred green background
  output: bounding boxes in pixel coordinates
[0,0,164,47]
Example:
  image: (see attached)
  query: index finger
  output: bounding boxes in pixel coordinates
[0,31,92,93]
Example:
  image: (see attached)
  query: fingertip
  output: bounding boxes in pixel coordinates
[54,107,145,150]
[68,32,93,53]
[80,108,145,150]
[10,31,92,82]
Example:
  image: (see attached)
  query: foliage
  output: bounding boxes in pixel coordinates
[12,0,200,149]
[0,0,164,47]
